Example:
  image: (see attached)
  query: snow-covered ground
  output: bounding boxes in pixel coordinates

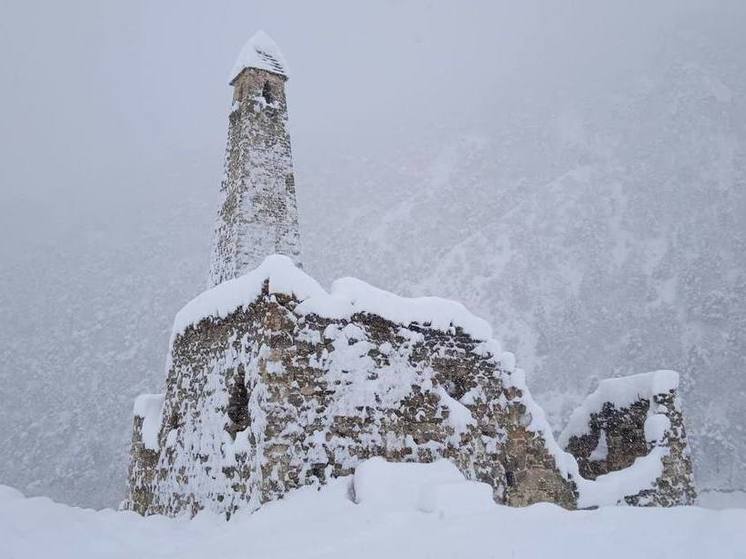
[2,461,745,559]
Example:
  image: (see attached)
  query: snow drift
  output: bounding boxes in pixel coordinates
[2,459,744,559]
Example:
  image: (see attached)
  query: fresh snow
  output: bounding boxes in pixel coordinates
[229,30,288,83]
[589,430,609,461]
[644,414,672,444]
[172,254,494,343]
[351,457,494,515]
[576,447,668,509]
[172,254,327,336]
[132,393,164,451]
[329,275,494,340]
[435,385,477,433]
[2,459,745,559]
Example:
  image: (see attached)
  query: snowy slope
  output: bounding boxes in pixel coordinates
[2,464,745,559]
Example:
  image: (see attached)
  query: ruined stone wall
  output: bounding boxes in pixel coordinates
[126,415,160,514]
[125,257,697,516]
[208,67,301,288]
[561,374,697,506]
[124,283,576,517]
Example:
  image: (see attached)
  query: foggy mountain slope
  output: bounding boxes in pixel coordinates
[1,1,745,508]
[303,61,746,492]
[0,162,214,507]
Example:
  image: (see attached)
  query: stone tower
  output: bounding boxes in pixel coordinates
[208,31,301,288]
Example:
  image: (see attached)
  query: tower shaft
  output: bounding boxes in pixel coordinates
[208,37,301,288]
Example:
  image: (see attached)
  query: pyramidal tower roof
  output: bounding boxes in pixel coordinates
[229,30,288,84]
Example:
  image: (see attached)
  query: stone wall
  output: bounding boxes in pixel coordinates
[561,372,697,506]
[126,415,160,514]
[124,283,576,517]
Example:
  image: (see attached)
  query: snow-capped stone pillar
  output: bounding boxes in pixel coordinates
[208,31,302,288]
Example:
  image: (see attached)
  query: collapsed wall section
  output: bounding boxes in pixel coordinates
[560,371,697,507]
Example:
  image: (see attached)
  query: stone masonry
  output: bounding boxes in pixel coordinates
[124,268,577,517]
[123,257,697,517]
[208,32,301,288]
[561,372,697,506]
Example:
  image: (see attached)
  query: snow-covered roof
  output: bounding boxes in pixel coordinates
[229,30,288,84]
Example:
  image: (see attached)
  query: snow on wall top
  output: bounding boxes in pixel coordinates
[558,370,680,447]
[172,254,494,342]
[576,447,668,508]
[229,30,288,83]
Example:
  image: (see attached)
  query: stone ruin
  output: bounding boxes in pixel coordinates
[122,31,696,517]
[559,371,697,507]
[123,257,696,517]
